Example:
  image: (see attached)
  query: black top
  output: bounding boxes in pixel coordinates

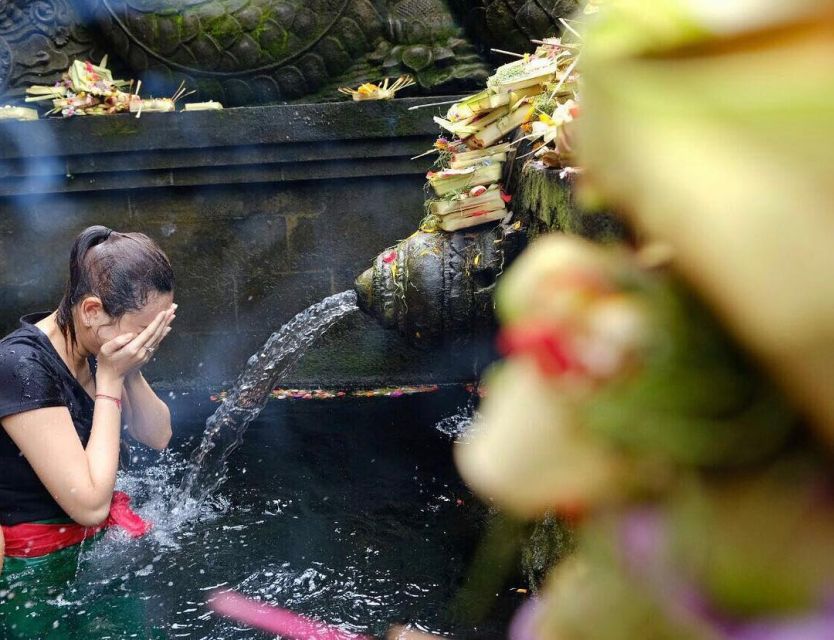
[0,313,98,525]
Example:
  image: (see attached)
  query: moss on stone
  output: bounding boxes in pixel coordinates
[250,6,273,41]
[515,161,629,243]
[516,161,579,236]
[207,14,243,49]
[521,514,575,592]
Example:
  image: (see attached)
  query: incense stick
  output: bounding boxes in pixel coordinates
[410,148,439,161]
[559,18,583,40]
[491,48,526,58]
[549,54,579,101]
[408,98,464,111]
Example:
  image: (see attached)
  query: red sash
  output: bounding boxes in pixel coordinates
[1,491,151,558]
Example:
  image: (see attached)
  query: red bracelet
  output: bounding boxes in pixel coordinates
[95,393,122,410]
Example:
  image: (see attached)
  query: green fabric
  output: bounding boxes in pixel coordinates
[0,531,154,639]
[1,540,83,638]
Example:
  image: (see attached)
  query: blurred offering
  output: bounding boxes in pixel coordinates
[0,106,38,121]
[538,461,834,639]
[455,1,834,638]
[578,0,834,441]
[456,236,797,519]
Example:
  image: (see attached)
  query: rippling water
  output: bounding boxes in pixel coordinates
[5,389,512,639]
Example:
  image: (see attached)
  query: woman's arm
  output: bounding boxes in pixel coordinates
[1,392,124,527]
[122,371,172,450]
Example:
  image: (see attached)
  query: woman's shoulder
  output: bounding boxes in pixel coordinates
[0,324,65,418]
[0,322,46,350]
[0,323,56,374]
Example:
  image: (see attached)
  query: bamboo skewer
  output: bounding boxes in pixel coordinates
[134,79,143,118]
[531,39,580,50]
[410,148,440,161]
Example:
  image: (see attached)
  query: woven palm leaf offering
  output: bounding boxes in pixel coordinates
[577,0,834,441]
[26,59,195,118]
[414,37,582,233]
[453,1,834,638]
[26,57,135,117]
[338,75,416,101]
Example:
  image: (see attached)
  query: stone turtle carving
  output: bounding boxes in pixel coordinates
[75,0,391,103]
[65,0,577,104]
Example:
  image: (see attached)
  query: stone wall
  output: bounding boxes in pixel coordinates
[0,98,488,389]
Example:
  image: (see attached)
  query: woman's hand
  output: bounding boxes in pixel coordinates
[120,304,176,450]
[139,303,176,367]
[97,305,175,385]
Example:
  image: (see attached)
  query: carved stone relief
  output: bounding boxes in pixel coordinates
[0,0,105,102]
[0,0,577,105]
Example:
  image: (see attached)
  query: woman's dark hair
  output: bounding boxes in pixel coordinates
[56,225,175,345]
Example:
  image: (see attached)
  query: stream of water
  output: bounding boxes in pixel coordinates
[177,290,358,507]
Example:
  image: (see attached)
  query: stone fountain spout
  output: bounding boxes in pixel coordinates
[353,223,526,348]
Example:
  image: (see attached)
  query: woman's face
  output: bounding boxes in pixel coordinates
[90,292,175,353]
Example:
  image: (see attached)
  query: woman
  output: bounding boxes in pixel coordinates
[0,225,175,597]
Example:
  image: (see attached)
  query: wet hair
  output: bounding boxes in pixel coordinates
[56,225,175,346]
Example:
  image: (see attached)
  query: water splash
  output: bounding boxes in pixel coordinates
[176,290,358,508]
[434,407,476,439]
[434,390,480,439]
[115,450,224,549]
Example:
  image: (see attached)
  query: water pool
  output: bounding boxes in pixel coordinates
[2,387,515,639]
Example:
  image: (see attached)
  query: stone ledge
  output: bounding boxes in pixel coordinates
[0,97,455,195]
[0,155,430,195]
